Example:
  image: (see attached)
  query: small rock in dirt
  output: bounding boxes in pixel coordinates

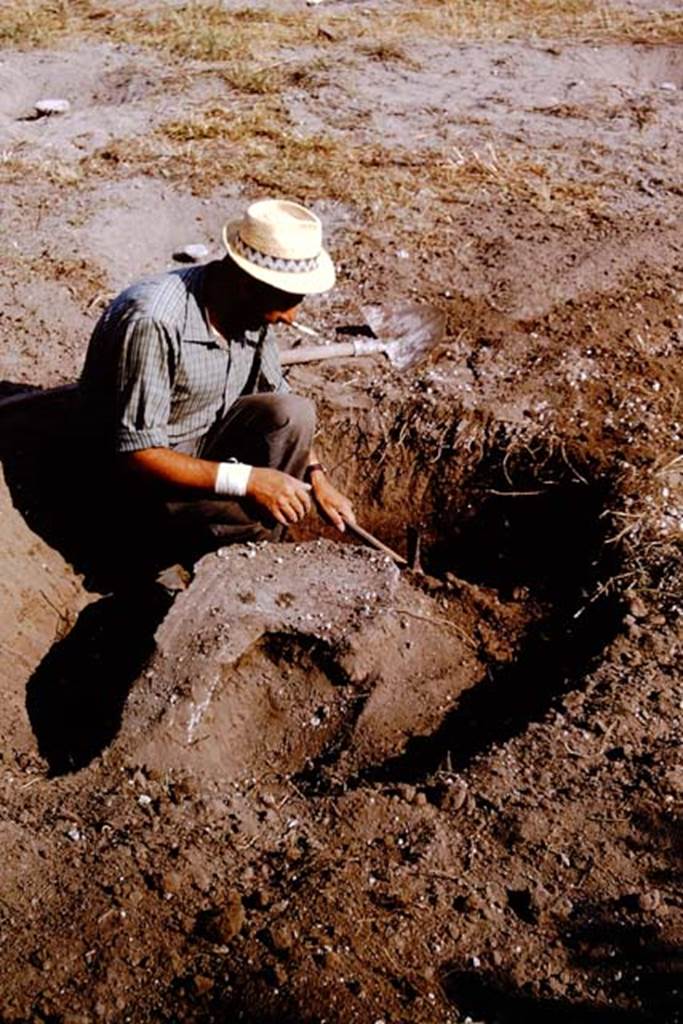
[173,244,209,263]
[420,574,443,592]
[190,862,213,894]
[443,781,468,812]
[249,887,273,910]
[192,974,214,995]
[664,767,683,793]
[398,784,416,803]
[320,949,343,972]
[637,890,661,912]
[270,961,288,986]
[195,893,245,944]
[160,870,183,896]
[627,594,648,619]
[35,98,71,115]
[156,563,191,593]
[266,921,295,953]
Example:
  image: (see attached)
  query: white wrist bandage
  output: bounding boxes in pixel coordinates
[215,461,252,497]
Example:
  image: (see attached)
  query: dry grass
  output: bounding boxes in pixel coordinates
[218,57,330,97]
[382,0,683,44]
[0,149,83,187]
[1,0,681,55]
[113,4,319,62]
[29,254,108,305]
[360,42,421,69]
[0,0,87,48]
[0,1,318,54]
[83,105,603,223]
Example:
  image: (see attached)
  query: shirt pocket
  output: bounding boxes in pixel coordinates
[172,340,228,418]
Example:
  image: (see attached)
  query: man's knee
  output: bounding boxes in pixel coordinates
[266,393,316,435]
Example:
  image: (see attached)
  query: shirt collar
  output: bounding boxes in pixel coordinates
[181,265,215,344]
[181,264,268,349]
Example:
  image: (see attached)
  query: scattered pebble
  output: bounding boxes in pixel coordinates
[627,594,648,620]
[637,890,661,912]
[192,974,214,995]
[195,894,245,944]
[173,243,209,263]
[35,98,70,115]
[266,921,295,953]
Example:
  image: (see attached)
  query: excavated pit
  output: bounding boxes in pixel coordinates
[296,444,624,791]
[0,384,624,786]
[98,438,623,799]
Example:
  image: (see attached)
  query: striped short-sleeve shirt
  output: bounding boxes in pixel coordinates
[79,264,289,453]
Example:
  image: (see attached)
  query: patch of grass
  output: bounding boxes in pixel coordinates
[114,3,319,62]
[360,42,421,69]
[31,254,108,305]
[219,57,330,96]
[0,1,320,55]
[1,0,680,55]
[378,0,683,44]
[0,0,90,48]
[0,149,83,187]
[85,105,604,224]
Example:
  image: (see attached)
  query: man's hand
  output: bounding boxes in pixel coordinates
[247,467,313,526]
[311,473,356,533]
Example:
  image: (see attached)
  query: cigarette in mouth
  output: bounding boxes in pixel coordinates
[290,321,320,338]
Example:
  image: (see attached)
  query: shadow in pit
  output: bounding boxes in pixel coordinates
[561,806,683,1022]
[359,476,624,783]
[441,968,654,1023]
[566,908,683,1023]
[25,585,170,775]
[0,382,177,592]
[0,383,184,772]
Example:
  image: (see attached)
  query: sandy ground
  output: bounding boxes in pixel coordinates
[0,1,681,1021]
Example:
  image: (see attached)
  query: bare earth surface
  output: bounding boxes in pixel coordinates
[0,1,681,1022]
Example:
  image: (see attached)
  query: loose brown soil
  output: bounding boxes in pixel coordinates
[0,2,681,1022]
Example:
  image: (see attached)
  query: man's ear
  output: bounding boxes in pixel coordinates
[234,266,260,304]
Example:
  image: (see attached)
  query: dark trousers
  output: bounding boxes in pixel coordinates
[162,392,315,560]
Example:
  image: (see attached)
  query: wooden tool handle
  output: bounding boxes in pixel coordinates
[280,341,358,365]
[280,338,386,366]
[345,520,407,567]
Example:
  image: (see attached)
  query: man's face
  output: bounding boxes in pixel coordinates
[211,260,305,332]
[248,279,304,328]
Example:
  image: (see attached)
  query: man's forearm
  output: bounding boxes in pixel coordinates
[120,447,219,495]
[119,448,313,528]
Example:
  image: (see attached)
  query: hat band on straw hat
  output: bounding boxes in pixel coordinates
[232,233,321,274]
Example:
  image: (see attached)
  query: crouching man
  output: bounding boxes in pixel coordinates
[79,198,355,574]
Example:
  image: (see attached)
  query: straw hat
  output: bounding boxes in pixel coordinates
[222,199,335,295]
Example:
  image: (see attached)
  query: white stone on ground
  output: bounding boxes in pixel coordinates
[35,98,71,115]
[173,243,209,262]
